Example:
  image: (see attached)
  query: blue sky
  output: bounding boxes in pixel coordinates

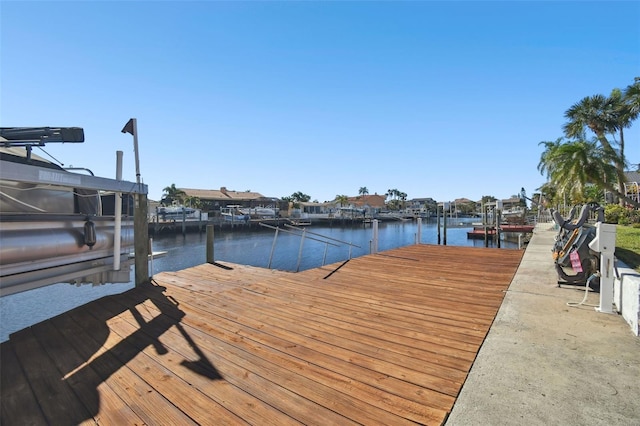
[2,1,639,203]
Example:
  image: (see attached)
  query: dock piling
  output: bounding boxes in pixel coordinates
[206,225,214,264]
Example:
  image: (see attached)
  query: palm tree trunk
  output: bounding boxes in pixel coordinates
[596,178,640,208]
[597,133,627,206]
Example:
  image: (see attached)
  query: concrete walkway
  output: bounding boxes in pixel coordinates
[446,223,640,426]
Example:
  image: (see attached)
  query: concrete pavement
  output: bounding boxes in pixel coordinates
[446,223,640,426]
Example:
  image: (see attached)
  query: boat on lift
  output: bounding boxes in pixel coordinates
[0,127,145,296]
[221,205,250,223]
[239,206,280,219]
[156,203,204,221]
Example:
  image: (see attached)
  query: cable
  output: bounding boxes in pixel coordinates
[567,272,600,308]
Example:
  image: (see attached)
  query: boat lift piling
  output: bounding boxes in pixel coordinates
[483,203,489,247]
[206,225,215,264]
[113,151,123,271]
[443,202,449,246]
[437,206,441,244]
[122,118,149,287]
[372,219,379,253]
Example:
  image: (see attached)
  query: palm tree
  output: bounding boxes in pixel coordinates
[399,191,407,211]
[291,191,311,202]
[563,93,627,205]
[615,79,640,163]
[538,138,639,207]
[161,184,186,206]
[335,195,349,207]
[358,187,369,198]
[184,196,201,208]
[623,77,640,122]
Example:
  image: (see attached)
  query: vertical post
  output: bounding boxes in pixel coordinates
[538,193,544,222]
[437,205,441,245]
[296,228,307,272]
[206,225,214,264]
[268,227,279,269]
[484,205,489,247]
[149,238,154,277]
[496,209,501,248]
[131,118,141,185]
[182,207,186,236]
[592,222,616,314]
[113,151,123,270]
[598,252,615,314]
[122,118,148,286]
[416,217,422,244]
[496,210,502,248]
[372,219,379,254]
[443,202,448,246]
[322,243,328,266]
[495,200,503,248]
[134,192,149,286]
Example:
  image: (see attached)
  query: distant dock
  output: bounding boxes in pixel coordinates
[147,215,413,234]
[467,224,535,240]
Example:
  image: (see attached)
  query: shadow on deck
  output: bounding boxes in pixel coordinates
[1,244,524,425]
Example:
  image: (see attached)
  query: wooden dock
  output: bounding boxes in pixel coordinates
[467,224,535,239]
[1,244,524,425]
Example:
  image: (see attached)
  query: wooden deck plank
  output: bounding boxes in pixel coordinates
[9,327,94,425]
[0,342,48,425]
[30,320,145,426]
[153,282,461,399]
[240,278,496,337]
[199,264,501,342]
[216,261,507,318]
[48,305,199,425]
[173,267,486,354]
[125,283,449,424]
[91,285,340,426]
[1,244,524,425]
[176,281,474,382]
[97,299,350,426]
[74,300,279,426]
[209,281,479,368]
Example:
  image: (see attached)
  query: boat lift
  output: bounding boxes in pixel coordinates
[551,203,617,313]
[0,127,148,296]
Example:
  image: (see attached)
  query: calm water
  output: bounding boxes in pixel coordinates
[1,218,518,341]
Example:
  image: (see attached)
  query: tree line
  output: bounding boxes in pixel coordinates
[160,183,507,214]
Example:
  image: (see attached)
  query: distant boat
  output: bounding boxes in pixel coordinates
[289,219,312,226]
[156,204,204,221]
[239,206,279,219]
[221,205,250,223]
[502,207,527,224]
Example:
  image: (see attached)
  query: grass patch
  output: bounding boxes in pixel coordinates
[615,225,640,272]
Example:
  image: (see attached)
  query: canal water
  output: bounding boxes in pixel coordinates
[1,218,519,342]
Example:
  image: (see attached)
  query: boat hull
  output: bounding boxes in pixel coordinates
[0,215,134,296]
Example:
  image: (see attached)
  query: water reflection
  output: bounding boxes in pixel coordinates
[1,218,517,341]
